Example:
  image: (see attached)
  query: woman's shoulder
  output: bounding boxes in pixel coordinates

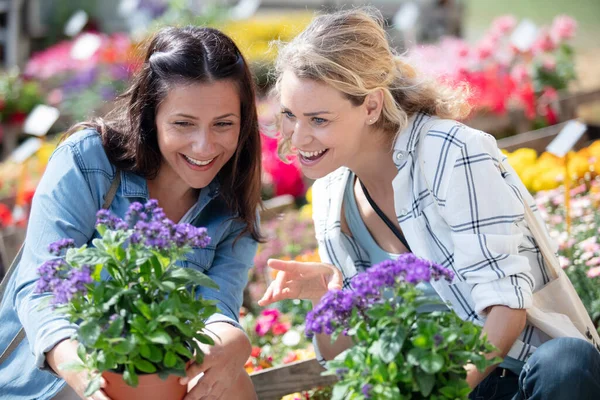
[55,128,113,174]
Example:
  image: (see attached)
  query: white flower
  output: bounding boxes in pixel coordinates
[282,329,301,347]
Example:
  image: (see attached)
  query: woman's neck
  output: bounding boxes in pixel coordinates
[348,137,398,200]
[146,165,199,222]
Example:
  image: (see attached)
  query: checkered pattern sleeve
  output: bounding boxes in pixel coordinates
[429,128,535,316]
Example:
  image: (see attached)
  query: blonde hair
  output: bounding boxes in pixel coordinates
[272,7,471,156]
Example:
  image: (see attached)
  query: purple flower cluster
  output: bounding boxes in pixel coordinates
[35,261,93,305]
[305,254,454,337]
[362,383,372,398]
[48,239,75,256]
[97,200,211,250]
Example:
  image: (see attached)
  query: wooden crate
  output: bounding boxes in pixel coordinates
[250,358,337,400]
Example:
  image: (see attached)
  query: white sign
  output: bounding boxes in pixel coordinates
[64,10,89,37]
[546,120,587,158]
[510,19,538,52]
[229,0,261,20]
[10,138,43,163]
[393,2,420,32]
[70,33,102,61]
[23,105,60,137]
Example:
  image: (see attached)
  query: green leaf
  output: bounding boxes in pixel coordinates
[378,325,406,363]
[135,300,153,320]
[331,381,352,400]
[156,280,177,292]
[79,321,101,346]
[104,315,125,337]
[174,322,194,337]
[84,375,102,396]
[164,351,177,368]
[134,358,157,373]
[77,343,87,362]
[164,268,219,289]
[124,364,139,387]
[420,352,444,374]
[140,344,164,363]
[157,315,179,324]
[194,332,215,346]
[147,330,172,345]
[388,362,398,381]
[416,370,436,397]
[114,335,136,355]
[174,342,193,359]
[58,361,86,372]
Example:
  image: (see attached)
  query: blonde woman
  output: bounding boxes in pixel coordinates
[258,8,600,400]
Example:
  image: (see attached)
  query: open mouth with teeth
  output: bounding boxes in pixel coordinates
[182,154,217,169]
[298,148,329,165]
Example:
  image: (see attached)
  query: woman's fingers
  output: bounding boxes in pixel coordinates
[257,282,276,306]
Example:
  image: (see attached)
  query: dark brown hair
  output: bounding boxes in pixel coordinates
[68,26,263,241]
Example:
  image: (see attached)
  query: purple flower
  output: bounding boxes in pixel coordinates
[362,384,372,398]
[35,259,64,293]
[335,368,349,379]
[96,209,127,230]
[48,239,75,255]
[305,254,454,337]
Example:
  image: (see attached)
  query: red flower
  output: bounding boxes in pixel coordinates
[0,203,13,227]
[250,346,261,358]
[272,322,291,336]
[283,351,298,364]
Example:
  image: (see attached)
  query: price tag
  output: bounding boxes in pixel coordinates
[510,19,538,52]
[10,138,43,163]
[546,120,587,158]
[393,2,420,32]
[229,0,261,20]
[23,105,60,137]
[70,33,102,61]
[64,10,89,37]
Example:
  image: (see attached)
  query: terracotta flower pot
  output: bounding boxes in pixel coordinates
[103,371,187,400]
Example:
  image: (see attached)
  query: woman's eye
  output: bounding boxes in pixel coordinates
[281,110,295,119]
[215,121,234,127]
[312,117,327,125]
[174,121,192,127]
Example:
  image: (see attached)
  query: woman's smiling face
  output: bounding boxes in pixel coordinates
[155,80,241,190]
[279,70,374,180]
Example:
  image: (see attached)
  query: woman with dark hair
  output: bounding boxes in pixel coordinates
[0,26,261,400]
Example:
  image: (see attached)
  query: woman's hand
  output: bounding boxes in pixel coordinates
[258,259,344,306]
[181,323,252,400]
[46,339,112,400]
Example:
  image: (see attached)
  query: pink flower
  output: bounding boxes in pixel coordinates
[587,266,600,278]
[559,256,570,269]
[585,257,600,267]
[476,39,495,61]
[542,58,557,71]
[511,64,530,85]
[533,30,556,53]
[551,15,577,42]
[272,322,291,336]
[254,308,282,336]
[491,15,517,35]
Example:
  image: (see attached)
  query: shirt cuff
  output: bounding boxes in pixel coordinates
[471,275,533,317]
[205,312,244,331]
[36,325,78,375]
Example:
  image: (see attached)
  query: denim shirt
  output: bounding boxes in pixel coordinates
[0,129,258,399]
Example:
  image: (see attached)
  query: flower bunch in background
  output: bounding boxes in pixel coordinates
[35,200,218,396]
[408,15,578,126]
[24,32,137,123]
[504,140,600,192]
[306,254,499,400]
[0,70,43,127]
[535,181,600,328]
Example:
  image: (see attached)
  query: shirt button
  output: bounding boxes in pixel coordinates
[399,208,409,216]
[395,150,408,161]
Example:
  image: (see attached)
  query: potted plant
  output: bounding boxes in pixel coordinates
[35,200,219,399]
[306,254,500,400]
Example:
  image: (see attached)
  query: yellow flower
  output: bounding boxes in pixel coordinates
[305,186,312,204]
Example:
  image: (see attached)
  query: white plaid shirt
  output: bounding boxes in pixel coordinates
[312,112,557,362]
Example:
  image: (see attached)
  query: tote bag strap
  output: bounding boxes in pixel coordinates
[0,170,121,365]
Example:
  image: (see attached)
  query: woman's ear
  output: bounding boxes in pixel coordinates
[364,89,384,125]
